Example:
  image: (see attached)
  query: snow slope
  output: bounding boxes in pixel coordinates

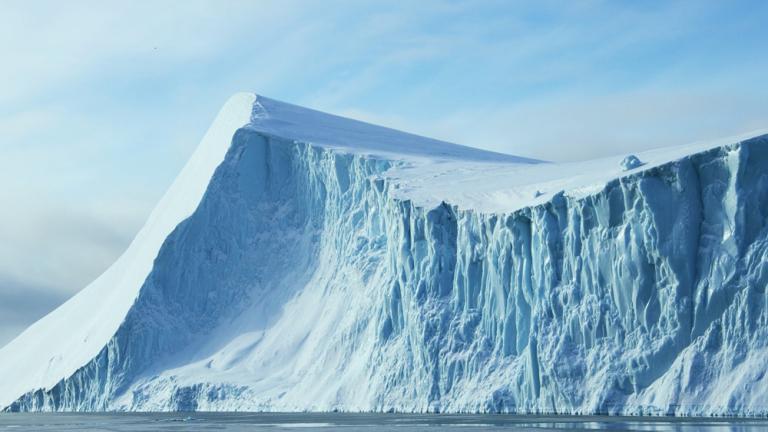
[2,93,768,416]
[0,92,256,410]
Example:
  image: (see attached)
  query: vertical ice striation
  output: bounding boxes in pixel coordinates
[3,94,768,416]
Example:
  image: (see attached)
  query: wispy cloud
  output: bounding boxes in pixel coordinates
[0,276,69,348]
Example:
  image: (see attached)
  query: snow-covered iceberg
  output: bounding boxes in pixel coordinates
[2,93,768,416]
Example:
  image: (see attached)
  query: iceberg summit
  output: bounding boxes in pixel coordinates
[2,93,768,416]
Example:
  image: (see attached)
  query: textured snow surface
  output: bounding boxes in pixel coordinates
[2,93,768,416]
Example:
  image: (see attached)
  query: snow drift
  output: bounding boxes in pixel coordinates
[2,93,768,416]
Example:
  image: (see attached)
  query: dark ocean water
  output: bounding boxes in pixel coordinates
[0,413,766,431]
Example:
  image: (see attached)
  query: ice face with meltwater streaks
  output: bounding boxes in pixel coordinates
[2,93,768,416]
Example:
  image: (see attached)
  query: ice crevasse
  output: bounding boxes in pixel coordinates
[2,93,768,416]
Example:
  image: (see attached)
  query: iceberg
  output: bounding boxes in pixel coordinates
[2,93,768,416]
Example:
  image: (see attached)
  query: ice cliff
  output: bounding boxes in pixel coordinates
[2,93,768,416]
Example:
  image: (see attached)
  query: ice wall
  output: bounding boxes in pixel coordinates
[5,118,768,415]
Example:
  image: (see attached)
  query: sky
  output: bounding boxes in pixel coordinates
[1,0,767,347]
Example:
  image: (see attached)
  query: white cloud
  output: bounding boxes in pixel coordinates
[0,1,310,106]
[0,195,148,295]
[0,276,69,348]
[335,84,768,162]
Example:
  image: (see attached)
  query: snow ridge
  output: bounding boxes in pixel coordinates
[2,93,768,416]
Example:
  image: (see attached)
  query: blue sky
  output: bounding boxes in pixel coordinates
[1,0,767,346]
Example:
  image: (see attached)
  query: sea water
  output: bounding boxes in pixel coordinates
[0,413,766,431]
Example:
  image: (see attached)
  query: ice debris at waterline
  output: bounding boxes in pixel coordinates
[2,93,768,416]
